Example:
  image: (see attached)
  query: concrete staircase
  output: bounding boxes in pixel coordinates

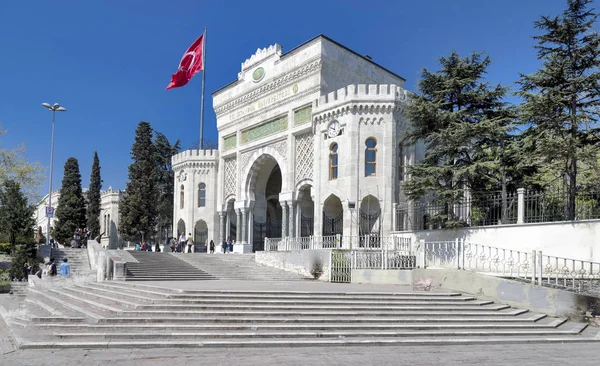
[125,252,215,281]
[2,281,597,349]
[51,248,91,273]
[173,253,310,281]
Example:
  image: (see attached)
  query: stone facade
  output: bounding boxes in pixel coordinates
[172,35,423,252]
[34,188,125,249]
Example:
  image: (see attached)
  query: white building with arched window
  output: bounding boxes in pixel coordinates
[172,35,424,253]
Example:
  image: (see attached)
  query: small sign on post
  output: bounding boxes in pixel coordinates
[45,207,54,218]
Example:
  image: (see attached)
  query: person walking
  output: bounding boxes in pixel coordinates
[186,233,194,253]
[209,240,215,253]
[221,239,227,254]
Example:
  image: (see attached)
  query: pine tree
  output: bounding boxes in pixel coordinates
[54,157,86,245]
[0,180,34,254]
[518,0,600,220]
[403,51,515,227]
[86,151,102,239]
[119,122,159,241]
[154,132,180,244]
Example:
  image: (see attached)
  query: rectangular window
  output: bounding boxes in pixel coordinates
[330,155,338,180]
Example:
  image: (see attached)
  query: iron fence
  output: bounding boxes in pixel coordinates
[396,192,518,231]
[523,189,600,223]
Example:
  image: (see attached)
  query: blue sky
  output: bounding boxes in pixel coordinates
[0,0,576,198]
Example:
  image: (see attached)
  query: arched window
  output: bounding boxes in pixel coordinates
[365,138,377,176]
[329,143,338,180]
[198,183,206,207]
[180,184,185,209]
[107,214,110,236]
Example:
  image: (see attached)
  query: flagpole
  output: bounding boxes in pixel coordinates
[199,26,207,150]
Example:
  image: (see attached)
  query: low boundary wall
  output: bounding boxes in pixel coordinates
[255,250,331,281]
[394,219,600,262]
[352,268,600,321]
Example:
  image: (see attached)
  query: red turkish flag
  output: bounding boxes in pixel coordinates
[166,34,204,90]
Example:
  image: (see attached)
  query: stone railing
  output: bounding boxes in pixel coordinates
[87,240,127,281]
[422,239,600,294]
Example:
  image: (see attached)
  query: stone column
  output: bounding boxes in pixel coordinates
[218,212,226,246]
[288,201,296,238]
[241,209,248,244]
[281,202,288,238]
[236,210,242,242]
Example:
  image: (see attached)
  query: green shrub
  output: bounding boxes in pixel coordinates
[0,243,10,255]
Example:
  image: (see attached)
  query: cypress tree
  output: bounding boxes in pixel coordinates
[0,180,34,254]
[518,0,600,220]
[119,122,158,241]
[86,151,102,239]
[54,157,86,245]
[403,51,515,227]
[154,132,181,244]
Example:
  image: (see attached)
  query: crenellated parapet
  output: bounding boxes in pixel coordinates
[312,84,411,124]
[240,44,282,73]
[172,149,219,174]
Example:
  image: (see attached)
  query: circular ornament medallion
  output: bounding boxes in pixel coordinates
[252,67,265,83]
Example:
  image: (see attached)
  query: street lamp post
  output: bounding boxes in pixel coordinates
[42,103,66,247]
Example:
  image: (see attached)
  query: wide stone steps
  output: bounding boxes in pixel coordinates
[5,280,597,349]
[51,248,91,273]
[173,253,310,281]
[125,252,215,281]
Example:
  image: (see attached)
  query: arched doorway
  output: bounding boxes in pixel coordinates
[194,220,208,251]
[246,154,283,252]
[177,219,186,239]
[323,194,343,237]
[298,185,314,237]
[359,195,381,248]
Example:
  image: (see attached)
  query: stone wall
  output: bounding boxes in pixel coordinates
[395,220,600,262]
[255,249,331,281]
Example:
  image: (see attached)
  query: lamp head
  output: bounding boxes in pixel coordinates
[41,103,52,109]
[56,106,66,112]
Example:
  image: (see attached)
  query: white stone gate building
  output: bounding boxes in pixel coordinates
[172,35,422,252]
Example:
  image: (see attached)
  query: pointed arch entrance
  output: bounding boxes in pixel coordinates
[177,219,186,239]
[323,194,343,236]
[359,195,381,248]
[194,220,208,251]
[244,153,283,252]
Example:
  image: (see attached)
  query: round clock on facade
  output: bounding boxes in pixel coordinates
[327,121,341,138]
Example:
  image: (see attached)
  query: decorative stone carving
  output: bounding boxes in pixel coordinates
[223,134,237,151]
[241,44,282,72]
[294,105,312,126]
[271,140,287,161]
[178,171,187,182]
[241,115,288,145]
[295,133,314,183]
[240,151,253,171]
[215,59,321,116]
[224,157,237,197]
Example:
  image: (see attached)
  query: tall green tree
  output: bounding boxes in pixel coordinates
[154,132,180,243]
[86,151,102,239]
[518,0,600,220]
[403,51,516,227]
[54,157,86,245]
[119,122,159,241]
[0,180,34,254]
